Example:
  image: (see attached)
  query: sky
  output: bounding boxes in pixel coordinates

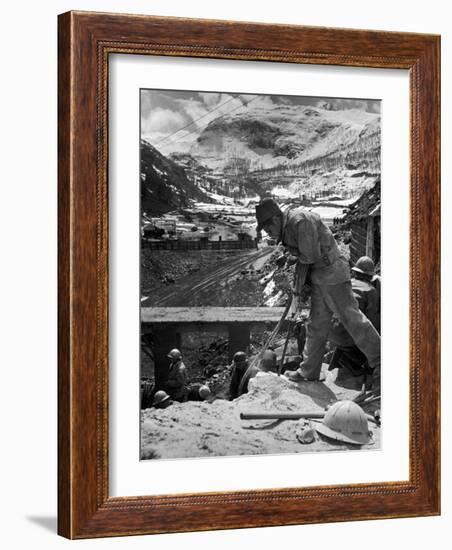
[140,89,381,155]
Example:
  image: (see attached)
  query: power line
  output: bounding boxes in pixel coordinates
[153,95,237,147]
[158,95,260,151]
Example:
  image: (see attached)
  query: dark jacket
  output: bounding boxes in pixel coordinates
[329,277,380,348]
[186,383,205,401]
[165,360,187,402]
[229,363,259,399]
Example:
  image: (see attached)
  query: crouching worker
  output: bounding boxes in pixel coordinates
[260,350,278,374]
[229,351,259,399]
[152,390,172,409]
[329,256,381,378]
[229,352,248,400]
[164,348,187,402]
[140,378,155,409]
[255,197,380,395]
[186,383,214,402]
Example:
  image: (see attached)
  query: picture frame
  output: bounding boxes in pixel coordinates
[58,10,440,539]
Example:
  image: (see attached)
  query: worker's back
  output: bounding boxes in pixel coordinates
[281,207,350,285]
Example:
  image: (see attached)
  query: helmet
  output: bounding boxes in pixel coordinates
[233,351,247,364]
[352,256,375,277]
[152,390,170,407]
[255,198,281,231]
[314,400,373,445]
[198,385,212,400]
[167,348,182,360]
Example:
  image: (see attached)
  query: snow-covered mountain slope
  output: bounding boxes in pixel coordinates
[189,104,380,173]
[140,140,211,215]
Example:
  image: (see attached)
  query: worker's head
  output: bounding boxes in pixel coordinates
[167,348,182,361]
[152,390,171,409]
[260,350,277,372]
[198,385,212,401]
[256,198,282,239]
[352,256,375,281]
[233,351,248,368]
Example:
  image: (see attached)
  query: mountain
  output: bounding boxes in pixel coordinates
[140,140,211,215]
[141,104,381,208]
[190,104,380,173]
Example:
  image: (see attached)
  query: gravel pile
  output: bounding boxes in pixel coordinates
[141,368,380,460]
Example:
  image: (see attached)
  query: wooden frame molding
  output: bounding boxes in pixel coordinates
[58,11,440,538]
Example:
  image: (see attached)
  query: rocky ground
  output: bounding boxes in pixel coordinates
[141,249,247,297]
[141,367,380,460]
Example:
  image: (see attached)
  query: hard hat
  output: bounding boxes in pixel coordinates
[255,198,281,231]
[352,256,375,276]
[314,400,373,445]
[233,351,247,364]
[152,390,170,407]
[167,348,182,360]
[198,385,212,400]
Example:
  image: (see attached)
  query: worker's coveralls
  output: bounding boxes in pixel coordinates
[165,360,187,402]
[281,207,380,380]
[329,277,380,348]
[229,363,259,399]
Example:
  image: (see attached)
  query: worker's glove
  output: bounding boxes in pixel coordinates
[286,255,298,267]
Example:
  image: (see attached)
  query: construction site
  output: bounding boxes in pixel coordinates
[140,89,381,460]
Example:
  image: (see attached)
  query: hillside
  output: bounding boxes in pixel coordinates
[140,139,211,215]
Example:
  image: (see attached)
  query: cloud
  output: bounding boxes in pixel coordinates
[316,98,380,113]
[174,94,247,132]
[175,98,209,123]
[141,108,187,135]
[369,101,381,113]
[199,92,222,108]
[249,95,276,109]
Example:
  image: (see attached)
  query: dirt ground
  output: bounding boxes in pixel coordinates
[141,248,273,305]
[141,366,380,460]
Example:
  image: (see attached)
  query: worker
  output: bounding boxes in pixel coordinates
[164,348,187,402]
[255,197,380,394]
[186,383,214,402]
[371,271,381,330]
[152,390,172,409]
[229,351,259,399]
[229,351,248,399]
[140,378,155,409]
[351,255,380,332]
[328,256,380,375]
[259,349,278,373]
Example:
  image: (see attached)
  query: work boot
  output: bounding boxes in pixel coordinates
[284,368,325,382]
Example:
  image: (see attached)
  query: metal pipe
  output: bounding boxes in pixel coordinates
[240,410,379,425]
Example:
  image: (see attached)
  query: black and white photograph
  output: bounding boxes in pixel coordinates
[139,88,382,460]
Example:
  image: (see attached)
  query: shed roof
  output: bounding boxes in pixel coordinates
[342,178,381,223]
